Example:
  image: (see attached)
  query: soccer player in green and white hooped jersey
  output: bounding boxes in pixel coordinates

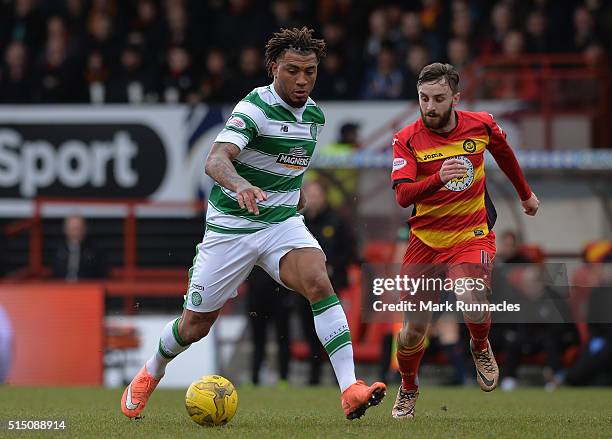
[121,27,386,420]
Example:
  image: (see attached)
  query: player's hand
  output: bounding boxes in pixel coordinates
[522,192,539,216]
[439,158,467,183]
[236,183,267,215]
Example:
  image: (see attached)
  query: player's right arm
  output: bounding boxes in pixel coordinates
[205,142,267,215]
[391,134,466,207]
[206,100,268,215]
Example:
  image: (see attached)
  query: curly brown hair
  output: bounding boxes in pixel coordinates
[264,27,326,78]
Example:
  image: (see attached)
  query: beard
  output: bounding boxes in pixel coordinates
[420,104,453,130]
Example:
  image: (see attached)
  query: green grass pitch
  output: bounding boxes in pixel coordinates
[1,386,611,438]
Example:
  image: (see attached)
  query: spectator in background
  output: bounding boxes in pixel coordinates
[588,0,612,51]
[212,0,269,54]
[498,230,531,263]
[403,44,430,100]
[83,50,110,104]
[324,123,361,154]
[0,41,32,103]
[420,0,445,33]
[90,0,118,17]
[297,180,357,385]
[2,0,45,56]
[165,0,190,48]
[0,0,609,106]
[481,2,514,56]
[395,11,422,60]
[396,11,443,65]
[302,180,356,292]
[383,2,403,34]
[62,0,88,38]
[559,41,606,110]
[46,15,77,57]
[362,41,404,100]
[269,0,300,30]
[84,12,119,68]
[35,36,85,102]
[503,29,527,57]
[132,0,165,65]
[490,230,531,372]
[584,42,606,66]
[487,30,539,101]
[572,6,598,52]
[161,45,196,104]
[315,0,361,28]
[314,49,354,100]
[446,38,471,72]
[52,216,108,281]
[313,123,362,211]
[564,251,612,386]
[524,10,553,53]
[364,9,390,60]
[234,47,268,99]
[246,267,291,386]
[320,21,360,75]
[107,42,159,103]
[498,264,579,391]
[449,6,477,52]
[198,48,236,103]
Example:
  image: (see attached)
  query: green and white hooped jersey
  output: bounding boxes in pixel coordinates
[207,84,325,234]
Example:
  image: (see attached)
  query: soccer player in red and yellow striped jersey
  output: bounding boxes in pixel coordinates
[390,63,539,419]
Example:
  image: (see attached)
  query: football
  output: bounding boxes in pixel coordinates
[185,375,239,427]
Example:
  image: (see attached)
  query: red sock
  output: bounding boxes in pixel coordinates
[396,338,426,391]
[465,313,491,351]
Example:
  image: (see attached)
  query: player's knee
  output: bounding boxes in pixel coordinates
[180,320,212,344]
[301,271,334,303]
[463,309,490,324]
[179,311,219,344]
[398,325,427,348]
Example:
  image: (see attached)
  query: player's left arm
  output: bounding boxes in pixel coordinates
[485,114,539,216]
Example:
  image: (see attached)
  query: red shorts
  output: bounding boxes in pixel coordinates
[402,231,496,287]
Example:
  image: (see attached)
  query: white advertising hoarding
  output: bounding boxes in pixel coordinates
[0,101,523,217]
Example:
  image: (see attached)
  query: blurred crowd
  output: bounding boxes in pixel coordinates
[0,0,610,104]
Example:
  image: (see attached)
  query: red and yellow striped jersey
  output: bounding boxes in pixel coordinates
[391,110,531,250]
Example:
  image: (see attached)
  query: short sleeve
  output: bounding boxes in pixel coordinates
[214,101,265,150]
[391,133,417,188]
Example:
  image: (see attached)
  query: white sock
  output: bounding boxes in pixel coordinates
[311,294,357,392]
[145,318,191,379]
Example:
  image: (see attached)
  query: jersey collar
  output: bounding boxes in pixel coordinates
[270,82,310,120]
[429,110,462,138]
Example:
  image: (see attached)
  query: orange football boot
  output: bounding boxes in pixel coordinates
[121,365,161,418]
[341,380,387,420]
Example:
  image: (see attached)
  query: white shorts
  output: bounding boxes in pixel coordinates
[185,215,322,313]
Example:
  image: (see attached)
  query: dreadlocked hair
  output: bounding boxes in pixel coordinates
[264,27,326,78]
